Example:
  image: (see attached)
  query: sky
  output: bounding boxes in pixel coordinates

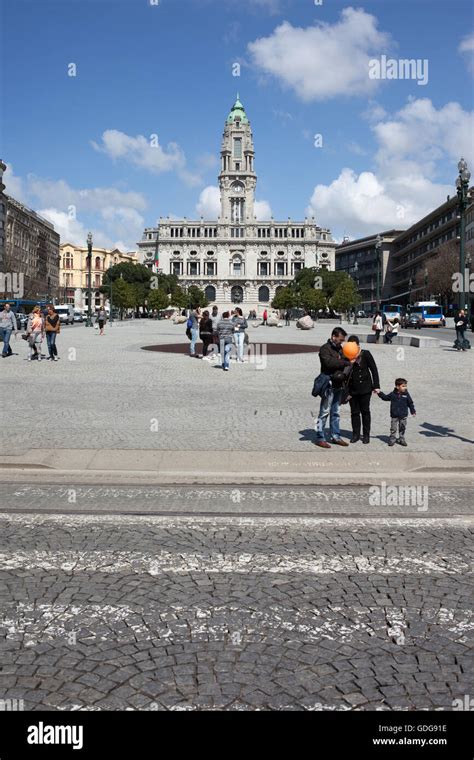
[1,0,473,250]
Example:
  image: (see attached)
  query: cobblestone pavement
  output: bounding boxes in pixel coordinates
[0,321,472,457]
[0,511,472,711]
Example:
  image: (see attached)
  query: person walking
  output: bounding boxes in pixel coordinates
[375,378,416,447]
[97,307,107,336]
[216,311,234,371]
[0,303,18,358]
[199,310,214,360]
[263,308,268,326]
[188,306,201,357]
[210,305,220,357]
[345,335,380,444]
[232,307,248,363]
[26,306,45,361]
[372,311,383,343]
[44,304,60,361]
[455,309,469,350]
[314,327,354,449]
[285,309,291,326]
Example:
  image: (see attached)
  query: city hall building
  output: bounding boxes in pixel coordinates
[138,97,336,310]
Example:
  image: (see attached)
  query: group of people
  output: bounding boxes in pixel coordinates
[371,311,400,344]
[314,327,416,448]
[0,303,61,361]
[187,305,249,370]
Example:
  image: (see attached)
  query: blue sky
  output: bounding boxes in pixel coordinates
[2,0,473,249]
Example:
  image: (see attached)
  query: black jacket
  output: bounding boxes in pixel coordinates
[199,318,213,337]
[456,315,469,330]
[379,389,416,418]
[319,340,350,375]
[348,350,380,395]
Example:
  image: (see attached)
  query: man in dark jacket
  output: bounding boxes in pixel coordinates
[315,327,352,448]
[346,335,380,444]
[454,309,469,351]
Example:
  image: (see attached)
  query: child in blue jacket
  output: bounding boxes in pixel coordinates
[376,378,416,447]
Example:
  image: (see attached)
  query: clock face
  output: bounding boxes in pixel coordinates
[232,183,244,193]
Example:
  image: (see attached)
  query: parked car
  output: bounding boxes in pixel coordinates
[404,313,424,329]
[73,310,83,323]
[356,310,366,318]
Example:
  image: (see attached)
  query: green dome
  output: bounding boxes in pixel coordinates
[227,94,249,124]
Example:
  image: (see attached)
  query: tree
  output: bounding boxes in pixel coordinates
[112,279,134,319]
[271,287,296,310]
[102,262,152,287]
[148,289,170,311]
[187,285,208,308]
[169,287,188,310]
[331,280,360,317]
[298,287,327,313]
[414,241,465,309]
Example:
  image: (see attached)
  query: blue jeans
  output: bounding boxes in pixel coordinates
[1,327,12,355]
[190,327,199,354]
[46,332,57,358]
[220,340,233,369]
[234,331,245,361]
[315,388,342,441]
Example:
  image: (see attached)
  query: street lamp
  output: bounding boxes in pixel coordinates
[456,157,471,315]
[86,232,93,327]
[109,259,114,324]
[352,261,359,324]
[375,234,382,311]
[408,277,413,305]
[424,267,429,300]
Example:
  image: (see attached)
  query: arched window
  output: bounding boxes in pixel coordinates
[231,285,244,304]
[204,285,216,302]
[95,257,101,270]
[258,286,270,303]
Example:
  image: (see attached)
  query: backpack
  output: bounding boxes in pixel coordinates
[186,318,193,329]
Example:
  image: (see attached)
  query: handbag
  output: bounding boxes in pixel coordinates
[371,324,377,331]
[21,334,29,341]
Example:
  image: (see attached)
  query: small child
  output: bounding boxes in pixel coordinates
[376,378,416,447]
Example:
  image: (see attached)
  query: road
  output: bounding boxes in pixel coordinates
[0,486,472,711]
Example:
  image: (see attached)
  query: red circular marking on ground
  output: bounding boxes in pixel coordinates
[142,343,321,355]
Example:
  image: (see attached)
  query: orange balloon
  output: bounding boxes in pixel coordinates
[342,342,360,360]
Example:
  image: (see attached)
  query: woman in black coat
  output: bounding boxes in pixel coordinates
[346,335,380,444]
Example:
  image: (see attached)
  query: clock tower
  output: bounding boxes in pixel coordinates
[218,95,256,223]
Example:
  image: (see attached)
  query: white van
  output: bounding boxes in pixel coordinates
[54,304,75,325]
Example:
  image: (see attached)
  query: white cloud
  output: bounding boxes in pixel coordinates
[254,199,272,220]
[247,8,392,102]
[92,129,202,187]
[459,33,474,74]
[307,97,473,238]
[4,167,148,251]
[196,186,221,218]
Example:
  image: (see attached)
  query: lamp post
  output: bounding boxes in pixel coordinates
[109,259,114,324]
[424,267,429,300]
[375,234,382,311]
[456,158,471,315]
[352,261,359,324]
[86,232,93,327]
[408,277,413,305]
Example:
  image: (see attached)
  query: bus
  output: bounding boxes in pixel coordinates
[410,302,445,327]
[382,303,405,321]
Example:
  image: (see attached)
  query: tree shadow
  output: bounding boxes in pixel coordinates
[419,422,474,445]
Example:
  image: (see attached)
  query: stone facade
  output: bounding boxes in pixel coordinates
[0,160,6,271]
[4,195,60,300]
[60,243,138,310]
[138,97,336,311]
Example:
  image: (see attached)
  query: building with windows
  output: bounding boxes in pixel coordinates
[59,243,138,310]
[4,195,60,300]
[0,160,6,270]
[335,231,404,313]
[137,97,336,310]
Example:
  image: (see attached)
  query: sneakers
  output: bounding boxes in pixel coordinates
[397,439,408,447]
[223,367,229,371]
[388,439,396,447]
